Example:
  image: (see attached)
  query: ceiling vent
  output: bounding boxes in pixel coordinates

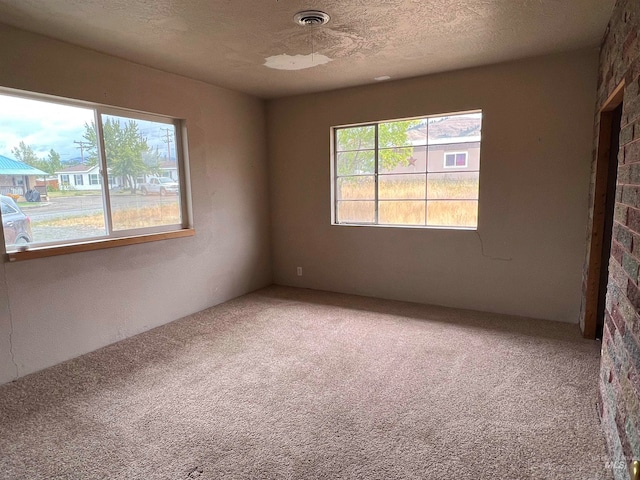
[293,10,330,27]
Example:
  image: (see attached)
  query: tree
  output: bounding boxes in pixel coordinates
[81,119,154,192]
[11,142,63,175]
[46,149,63,175]
[336,120,421,176]
[81,121,99,167]
[11,141,49,172]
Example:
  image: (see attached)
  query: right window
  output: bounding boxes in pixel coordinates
[333,110,481,229]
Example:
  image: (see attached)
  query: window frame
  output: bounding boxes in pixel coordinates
[0,87,194,261]
[443,151,468,169]
[331,110,481,230]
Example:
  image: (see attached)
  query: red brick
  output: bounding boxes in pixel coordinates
[627,206,640,232]
[612,240,624,263]
[622,186,640,208]
[621,123,634,145]
[612,306,628,337]
[626,278,640,314]
[631,232,640,256]
[626,162,640,184]
[616,203,630,223]
[619,164,630,184]
[627,365,640,397]
[615,223,633,249]
[625,139,640,164]
[610,259,628,290]
[626,91,640,126]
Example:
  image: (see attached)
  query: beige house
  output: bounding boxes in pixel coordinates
[0,154,47,197]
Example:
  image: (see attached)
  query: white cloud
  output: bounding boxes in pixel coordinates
[0,94,93,159]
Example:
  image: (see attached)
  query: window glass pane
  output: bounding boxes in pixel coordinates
[100,114,181,232]
[427,200,478,227]
[379,145,426,174]
[336,150,375,176]
[379,201,425,225]
[379,119,426,148]
[0,94,106,250]
[1,203,14,215]
[336,201,375,223]
[337,176,375,200]
[379,174,426,200]
[428,113,482,145]
[427,172,479,200]
[444,154,455,167]
[336,126,374,152]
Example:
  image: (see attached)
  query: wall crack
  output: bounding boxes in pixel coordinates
[3,263,18,379]
[475,231,512,262]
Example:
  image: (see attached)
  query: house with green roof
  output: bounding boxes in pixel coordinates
[0,154,47,197]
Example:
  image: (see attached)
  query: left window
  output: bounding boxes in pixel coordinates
[0,90,189,254]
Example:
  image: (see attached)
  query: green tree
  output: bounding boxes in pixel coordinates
[82,119,154,192]
[11,141,48,172]
[336,120,421,176]
[45,149,62,175]
[81,121,99,167]
[11,143,63,176]
[142,146,163,176]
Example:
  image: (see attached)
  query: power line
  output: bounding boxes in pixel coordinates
[73,141,93,165]
[161,128,173,161]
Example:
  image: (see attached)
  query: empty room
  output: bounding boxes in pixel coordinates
[0,0,638,479]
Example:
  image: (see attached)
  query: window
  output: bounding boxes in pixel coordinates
[0,89,191,257]
[444,152,468,168]
[1,202,16,216]
[333,110,481,229]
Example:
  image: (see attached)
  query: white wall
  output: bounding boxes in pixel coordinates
[0,24,272,385]
[267,49,599,323]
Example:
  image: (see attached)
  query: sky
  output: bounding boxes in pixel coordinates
[0,94,176,162]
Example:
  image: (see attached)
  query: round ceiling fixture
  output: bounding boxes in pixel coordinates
[293,10,330,27]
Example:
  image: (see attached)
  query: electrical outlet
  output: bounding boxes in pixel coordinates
[297,267,303,276]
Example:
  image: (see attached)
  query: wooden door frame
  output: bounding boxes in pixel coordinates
[583,80,625,339]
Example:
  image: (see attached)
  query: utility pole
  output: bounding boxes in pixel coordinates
[74,141,92,165]
[161,128,173,162]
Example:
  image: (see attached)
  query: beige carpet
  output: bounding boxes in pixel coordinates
[0,286,611,479]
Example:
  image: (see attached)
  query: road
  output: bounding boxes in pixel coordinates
[18,193,180,244]
[22,193,179,222]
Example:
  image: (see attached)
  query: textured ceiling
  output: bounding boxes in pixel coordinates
[0,0,615,99]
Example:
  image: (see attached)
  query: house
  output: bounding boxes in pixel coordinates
[0,1,636,478]
[0,154,47,197]
[159,160,178,180]
[56,164,122,190]
[387,117,481,175]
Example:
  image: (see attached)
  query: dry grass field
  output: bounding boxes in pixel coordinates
[337,175,478,227]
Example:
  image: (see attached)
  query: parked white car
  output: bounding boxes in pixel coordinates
[139,177,179,196]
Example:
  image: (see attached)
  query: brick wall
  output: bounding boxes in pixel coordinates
[590,1,640,478]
